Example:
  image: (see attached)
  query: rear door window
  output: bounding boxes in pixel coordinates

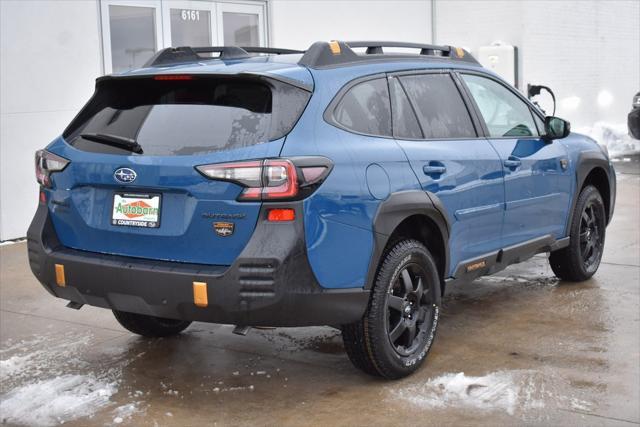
[64,77,310,156]
[389,77,423,139]
[333,78,391,137]
[399,73,477,139]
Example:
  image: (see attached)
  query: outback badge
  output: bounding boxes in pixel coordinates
[213,222,234,237]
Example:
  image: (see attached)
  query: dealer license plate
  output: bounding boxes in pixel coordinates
[111,193,161,228]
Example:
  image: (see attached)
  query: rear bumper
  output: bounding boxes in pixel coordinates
[27,202,369,327]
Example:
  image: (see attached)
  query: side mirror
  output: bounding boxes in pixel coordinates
[544,116,571,140]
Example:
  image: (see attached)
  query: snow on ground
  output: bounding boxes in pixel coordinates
[0,238,25,246]
[575,122,640,156]
[0,333,139,427]
[390,371,528,415]
[0,375,116,426]
[111,402,143,425]
[389,370,592,418]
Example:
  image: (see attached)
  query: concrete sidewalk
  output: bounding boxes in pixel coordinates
[1,174,638,426]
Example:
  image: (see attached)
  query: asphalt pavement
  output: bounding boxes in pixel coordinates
[1,171,638,426]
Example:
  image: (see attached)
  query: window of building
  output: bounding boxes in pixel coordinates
[333,78,392,137]
[100,0,267,74]
[399,74,476,139]
[461,74,539,138]
[164,1,216,47]
[218,3,264,46]
[101,1,163,73]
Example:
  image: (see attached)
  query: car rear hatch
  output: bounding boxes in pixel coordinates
[43,71,312,266]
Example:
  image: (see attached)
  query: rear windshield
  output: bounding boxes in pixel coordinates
[64,76,311,156]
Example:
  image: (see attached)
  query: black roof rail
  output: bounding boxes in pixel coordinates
[144,46,304,67]
[142,41,477,69]
[298,40,479,69]
[240,46,305,55]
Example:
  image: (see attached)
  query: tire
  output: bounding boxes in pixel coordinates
[549,185,606,281]
[341,239,441,379]
[113,310,192,337]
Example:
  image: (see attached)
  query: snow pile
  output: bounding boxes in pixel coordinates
[575,122,640,156]
[392,371,527,415]
[0,375,116,426]
[0,334,125,427]
[390,370,595,417]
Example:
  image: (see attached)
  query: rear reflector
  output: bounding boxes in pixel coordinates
[193,282,208,307]
[267,208,296,222]
[55,264,66,287]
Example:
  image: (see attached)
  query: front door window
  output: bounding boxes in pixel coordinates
[461,74,539,138]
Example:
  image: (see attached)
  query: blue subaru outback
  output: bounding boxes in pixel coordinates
[28,41,616,379]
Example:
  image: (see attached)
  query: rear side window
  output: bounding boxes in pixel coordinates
[333,78,391,137]
[64,77,310,156]
[399,74,476,139]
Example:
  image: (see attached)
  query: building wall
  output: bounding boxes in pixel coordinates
[1,0,103,240]
[435,0,640,126]
[269,0,431,49]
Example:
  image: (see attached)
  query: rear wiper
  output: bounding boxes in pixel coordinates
[80,133,143,154]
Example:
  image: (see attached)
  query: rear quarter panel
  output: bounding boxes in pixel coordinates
[280,70,420,289]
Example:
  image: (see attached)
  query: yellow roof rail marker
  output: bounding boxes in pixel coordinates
[329,41,341,55]
[455,47,465,58]
[193,282,208,308]
[55,264,66,287]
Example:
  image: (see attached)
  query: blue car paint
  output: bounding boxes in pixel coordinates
[487,137,572,247]
[42,54,600,290]
[395,137,505,276]
[45,137,284,265]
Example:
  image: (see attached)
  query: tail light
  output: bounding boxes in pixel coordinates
[35,150,69,188]
[196,157,332,201]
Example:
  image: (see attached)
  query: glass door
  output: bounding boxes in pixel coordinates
[101,0,269,74]
[162,0,217,47]
[100,0,163,74]
[216,2,266,47]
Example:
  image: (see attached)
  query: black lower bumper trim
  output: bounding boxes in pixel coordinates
[27,202,369,327]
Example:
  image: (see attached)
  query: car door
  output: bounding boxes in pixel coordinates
[389,71,505,277]
[458,73,572,247]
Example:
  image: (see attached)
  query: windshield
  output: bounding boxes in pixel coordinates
[64,76,310,156]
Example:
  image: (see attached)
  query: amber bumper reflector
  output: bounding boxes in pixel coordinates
[193,282,208,307]
[55,264,66,287]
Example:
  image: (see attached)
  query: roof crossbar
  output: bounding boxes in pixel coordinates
[144,46,304,67]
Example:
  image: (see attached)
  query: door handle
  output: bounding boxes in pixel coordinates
[423,164,446,175]
[503,157,522,169]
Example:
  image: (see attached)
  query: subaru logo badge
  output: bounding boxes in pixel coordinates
[114,168,137,183]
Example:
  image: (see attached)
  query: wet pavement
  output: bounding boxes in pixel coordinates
[1,173,638,427]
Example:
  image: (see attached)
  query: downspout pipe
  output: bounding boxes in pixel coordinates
[431,0,437,44]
